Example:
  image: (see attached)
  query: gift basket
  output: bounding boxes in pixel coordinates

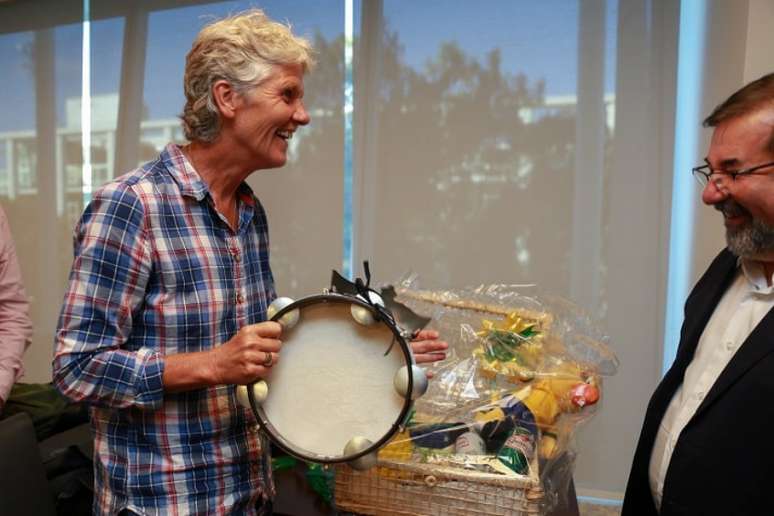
[334,279,618,515]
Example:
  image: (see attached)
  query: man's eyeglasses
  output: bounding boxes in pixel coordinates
[692,161,774,187]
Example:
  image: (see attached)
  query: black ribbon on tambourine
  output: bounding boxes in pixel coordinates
[330,261,431,339]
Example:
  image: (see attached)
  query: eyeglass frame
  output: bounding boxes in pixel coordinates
[692,160,774,187]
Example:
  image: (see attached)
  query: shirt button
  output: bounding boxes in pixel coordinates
[725,341,735,351]
[695,391,705,401]
[236,293,244,304]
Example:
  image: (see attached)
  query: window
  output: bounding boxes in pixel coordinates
[1,0,760,501]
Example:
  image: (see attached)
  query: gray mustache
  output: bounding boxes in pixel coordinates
[715,199,748,218]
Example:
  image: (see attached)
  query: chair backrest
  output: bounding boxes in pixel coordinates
[0,412,57,516]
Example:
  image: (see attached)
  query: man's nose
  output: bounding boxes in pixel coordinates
[701,177,730,206]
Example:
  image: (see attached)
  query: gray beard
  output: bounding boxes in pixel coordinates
[726,217,774,258]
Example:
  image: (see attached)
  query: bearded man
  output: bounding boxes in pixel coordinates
[623,73,774,515]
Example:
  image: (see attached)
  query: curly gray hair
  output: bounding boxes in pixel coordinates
[181,9,315,142]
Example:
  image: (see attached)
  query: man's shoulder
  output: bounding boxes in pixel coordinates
[684,248,738,307]
[701,248,738,279]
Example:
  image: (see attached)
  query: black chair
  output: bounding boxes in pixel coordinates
[0,412,57,516]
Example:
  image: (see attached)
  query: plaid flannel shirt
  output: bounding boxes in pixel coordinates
[54,144,276,515]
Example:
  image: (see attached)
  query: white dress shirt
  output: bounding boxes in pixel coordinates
[649,259,774,511]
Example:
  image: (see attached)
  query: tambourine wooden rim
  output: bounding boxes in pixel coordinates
[246,293,414,464]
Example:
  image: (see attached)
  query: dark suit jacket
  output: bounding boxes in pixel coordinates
[623,249,774,516]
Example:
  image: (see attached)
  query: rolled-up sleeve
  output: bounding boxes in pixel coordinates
[0,206,33,404]
[53,183,164,410]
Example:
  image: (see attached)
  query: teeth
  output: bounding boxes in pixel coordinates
[277,130,292,140]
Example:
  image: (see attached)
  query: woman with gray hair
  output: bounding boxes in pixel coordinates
[54,9,446,515]
[182,9,315,144]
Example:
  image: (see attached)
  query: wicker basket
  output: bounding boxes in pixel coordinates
[335,458,543,515]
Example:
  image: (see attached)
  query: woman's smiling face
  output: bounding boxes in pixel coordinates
[229,63,311,171]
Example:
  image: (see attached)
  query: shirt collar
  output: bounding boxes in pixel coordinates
[738,257,774,295]
[162,143,210,201]
[161,143,257,206]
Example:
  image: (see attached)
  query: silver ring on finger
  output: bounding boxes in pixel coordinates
[262,351,274,367]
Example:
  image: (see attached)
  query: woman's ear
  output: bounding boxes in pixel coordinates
[212,80,239,119]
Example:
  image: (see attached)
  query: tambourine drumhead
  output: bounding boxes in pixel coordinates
[251,294,412,463]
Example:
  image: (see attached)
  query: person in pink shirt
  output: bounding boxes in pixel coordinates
[0,204,32,414]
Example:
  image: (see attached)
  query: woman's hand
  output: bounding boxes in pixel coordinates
[410,329,447,378]
[209,321,283,385]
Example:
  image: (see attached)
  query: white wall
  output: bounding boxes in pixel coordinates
[744,0,774,84]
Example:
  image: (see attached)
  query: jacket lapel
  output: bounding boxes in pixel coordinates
[693,305,774,419]
[640,251,737,446]
[623,250,741,512]
[674,250,739,365]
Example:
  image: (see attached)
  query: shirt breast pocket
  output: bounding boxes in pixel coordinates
[151,248,230,337]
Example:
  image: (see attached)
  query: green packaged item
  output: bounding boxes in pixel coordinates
[305,463,334,504]
[496,427,535,475]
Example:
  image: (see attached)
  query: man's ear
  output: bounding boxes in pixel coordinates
[212,80,239,119]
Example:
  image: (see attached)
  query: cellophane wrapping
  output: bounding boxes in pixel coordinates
[361,278,619,514]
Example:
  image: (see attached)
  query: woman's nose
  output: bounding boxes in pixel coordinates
[294,102,311,126]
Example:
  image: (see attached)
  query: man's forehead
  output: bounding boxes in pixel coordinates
[708,110,774,161]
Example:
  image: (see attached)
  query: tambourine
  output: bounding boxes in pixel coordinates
[236,291,428,470]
